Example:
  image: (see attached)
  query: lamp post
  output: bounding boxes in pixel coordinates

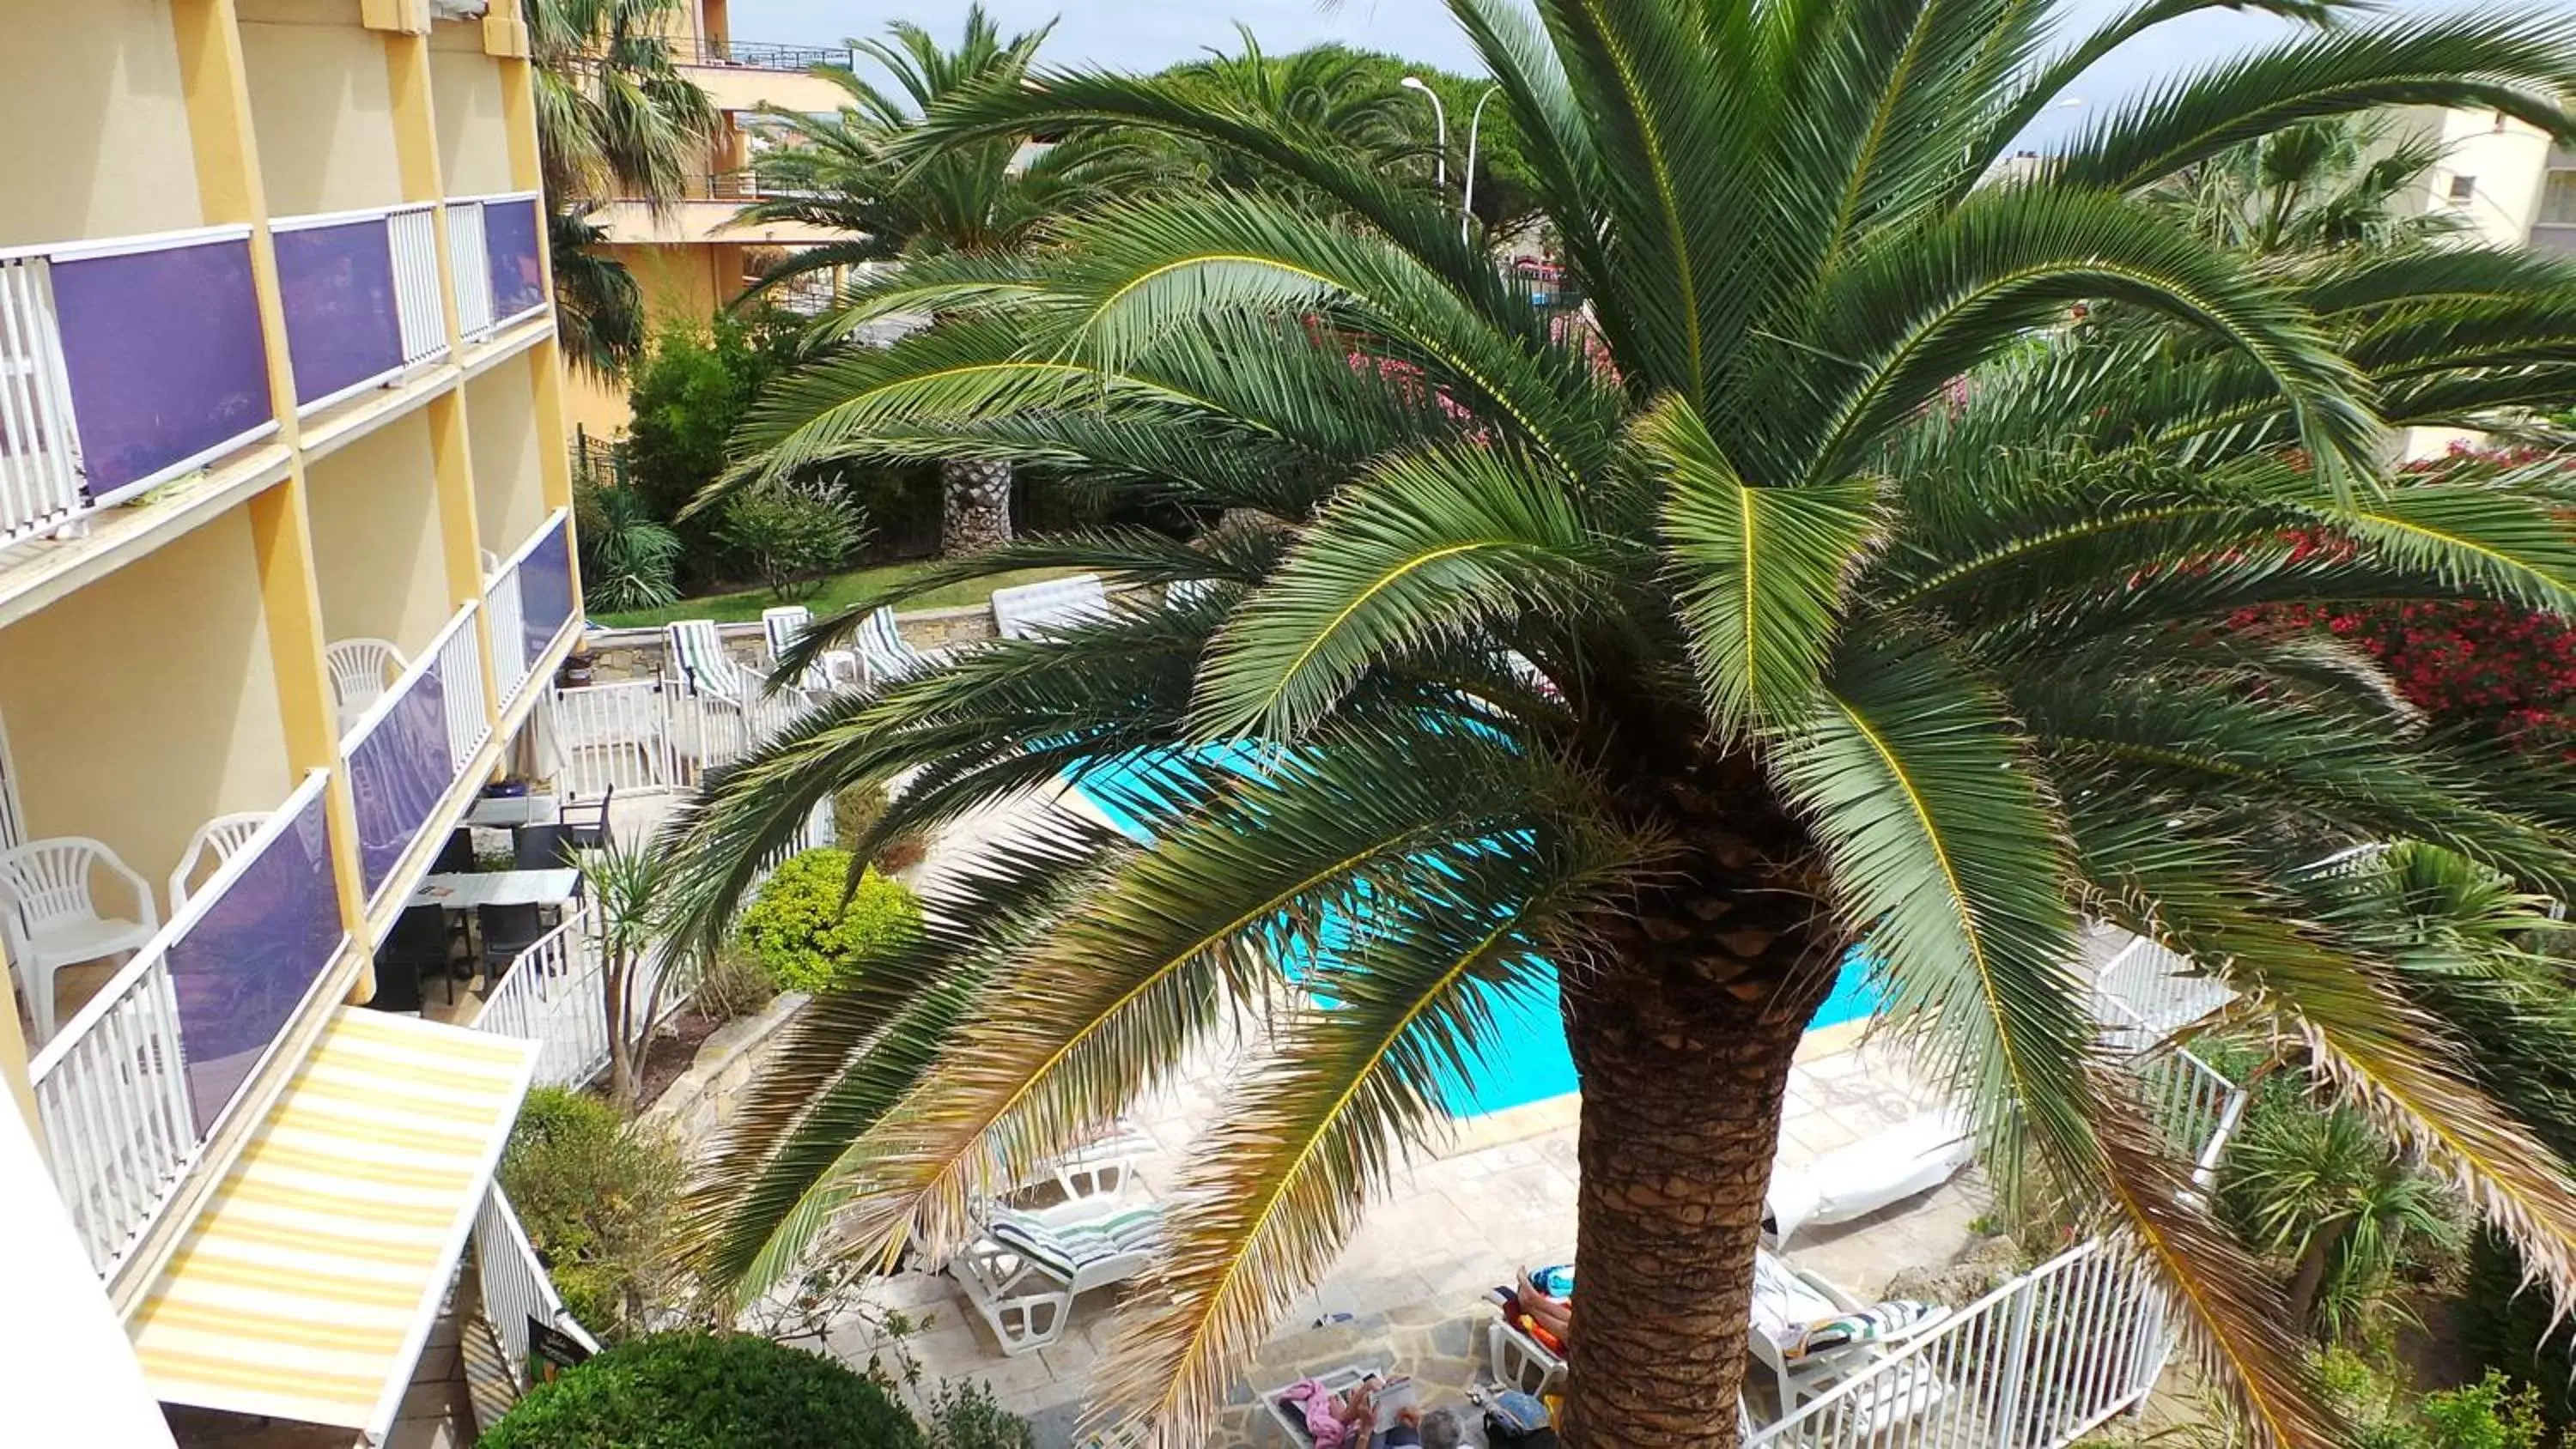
[1461,84,1502,230]
[1400,76,1449,191]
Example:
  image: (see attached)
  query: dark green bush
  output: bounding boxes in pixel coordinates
[499,1088,683,1337]
[832,783,930,875]
[2462,1227,2576,1429]
[479,1331,925,1449]
[2316,1346,2546,1449]
[737,848,922,992]
[923,1379,1036,1449]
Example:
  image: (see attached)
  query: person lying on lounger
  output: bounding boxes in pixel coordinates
[1489,1264,1576,1354]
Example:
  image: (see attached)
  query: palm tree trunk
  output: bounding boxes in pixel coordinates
[939,458,1013,555]
[1558,881,1845,1449]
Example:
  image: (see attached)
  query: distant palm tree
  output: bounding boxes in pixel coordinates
[526,0,716,379]
[731,6,1155,555]
[2153,115,2467,255]
[667,1,2576,1445]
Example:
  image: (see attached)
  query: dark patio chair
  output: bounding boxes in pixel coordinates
[477,902,548,978]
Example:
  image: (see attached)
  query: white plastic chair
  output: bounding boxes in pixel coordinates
[946,1139,1161,1355]
[990,574,1111,640]
[0,839,161,1040]
[325,638,408,737]
[760,606,860,691]
[167,812,269,913]
[854,606,939,686]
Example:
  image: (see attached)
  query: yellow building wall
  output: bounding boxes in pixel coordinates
[235,0,407,217]
[465,368,547,556]
[429,23,515,197]
[0,510,291,904]
[560,241,746,438]
[305,415,454,658]
[0,0,203,246]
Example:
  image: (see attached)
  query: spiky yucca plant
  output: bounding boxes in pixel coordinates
[664,1,2576,1444]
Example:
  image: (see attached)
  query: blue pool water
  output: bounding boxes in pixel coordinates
[1069,749,1885,1117]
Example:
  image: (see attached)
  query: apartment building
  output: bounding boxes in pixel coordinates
[2397,106,2575,252]
[0,1,584,1441]
[566,0,860,435]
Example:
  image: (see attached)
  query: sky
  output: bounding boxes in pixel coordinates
[725,0,2400,149]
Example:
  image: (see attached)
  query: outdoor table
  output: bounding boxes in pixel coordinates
[407,868,581,912]
[466,794,558,828]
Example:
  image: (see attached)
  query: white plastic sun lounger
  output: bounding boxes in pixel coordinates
[760,605,860,692]
[990,573,1113,640]
[1765,1108,1976,1242]
[946,1133,1162,1355]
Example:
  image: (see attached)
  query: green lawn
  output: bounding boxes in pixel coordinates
[592,561,1085,629]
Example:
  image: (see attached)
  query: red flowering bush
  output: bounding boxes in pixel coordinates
[2249,600,2576,749]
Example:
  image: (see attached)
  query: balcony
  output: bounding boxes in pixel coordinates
[0,226,276,545]
[343,603,493,907]
[447,191,549,343]
[483,510,579,714]
[29,771,348,1275]
[275,203,448,413]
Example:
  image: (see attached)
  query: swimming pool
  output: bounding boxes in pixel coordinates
[1069,749,1885,1117]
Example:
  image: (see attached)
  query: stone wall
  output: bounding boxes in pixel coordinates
[577,603,997,685]
[640,990,811,1152]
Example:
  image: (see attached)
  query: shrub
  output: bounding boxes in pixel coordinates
[737,848,922,992]
[923,1379,1036,1449]
[691,943,779,1025]
[719,481,868,603]
[2316,1347,2546,1449]
[498,1088,683,1337]
[833,782,932,875]
[479,1331,925,1449]
[575,479,683,614]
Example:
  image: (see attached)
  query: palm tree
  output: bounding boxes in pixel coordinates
[526,0,717,379]
[731,7,1152,555]
[2151,113,2469,256]
[665,1,2576,1444]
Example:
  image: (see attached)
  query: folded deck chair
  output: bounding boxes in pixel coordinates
[990,573,1112,640]
[1765,1109,1975,1243]
[946,1197,1163,1355]
[1748,1248,1953,1428]
[854,605,941,686]
[759,605,860,691]
[662,618,758,700]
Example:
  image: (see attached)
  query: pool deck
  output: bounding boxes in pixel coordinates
[820,783,2005,1446]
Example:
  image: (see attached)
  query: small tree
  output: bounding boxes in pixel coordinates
[586,838,680,1111]
[717,481,868,603]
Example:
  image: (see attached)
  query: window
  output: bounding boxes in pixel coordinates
[2448,174,2477,204]
[2545,171,2576,226]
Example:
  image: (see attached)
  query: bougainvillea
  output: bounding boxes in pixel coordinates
[2251,599,2576,748]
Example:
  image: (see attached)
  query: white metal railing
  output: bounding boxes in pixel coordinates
[447,199,495,341]
[29,772,339,1274]
[486,559,529,705]
[2094,936,2233,1050]
[475,906,611,1089]
[546,670,823,801]
[387,203,445,365]
[474,1185,602,1396]
[434,604,492,773]
[1746,1239,2175,1449]
[0,250,84,544]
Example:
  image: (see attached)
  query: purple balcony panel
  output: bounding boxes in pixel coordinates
[483,197,547,323]
[349,662,455,900]
[276,219,405,408]
[165,785,343,1137]
[521,518,577,670]
[50,235,270,500]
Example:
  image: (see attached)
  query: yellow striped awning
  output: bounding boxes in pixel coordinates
[131,1007,539,1440]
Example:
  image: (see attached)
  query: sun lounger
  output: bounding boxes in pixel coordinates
[947,1193,1163,1356]
[759,605,860,691]
[854,605,943,686]
[990,573,1113,640]
[1764,1108,1975,1242]
[1264,1367,1417,1449]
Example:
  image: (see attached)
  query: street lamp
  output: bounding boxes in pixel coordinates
[1461,84,1502,228]
[1400,76,1448,191]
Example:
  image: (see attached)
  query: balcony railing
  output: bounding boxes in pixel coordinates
[29,771,346,1275]
[687,38,851,70]
[450,192,548,342]
[343,604,491,903]
[274,203,448,414]
[0,225,277,544]
[486,509,576,711]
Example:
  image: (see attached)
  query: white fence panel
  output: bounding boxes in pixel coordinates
[474,906,611,1090]
[387,204,446,365]
[549,680,679,798]
[29,951,195,1273]
[474,1186,602,1396]
[0,253,86,544]
[485,564,528,706]
[446,200,494,341]
[436,605,491,773]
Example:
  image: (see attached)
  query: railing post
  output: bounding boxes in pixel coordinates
[1990,1272,2040,1449]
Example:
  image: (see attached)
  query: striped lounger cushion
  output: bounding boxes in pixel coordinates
[988,1206,1162,1276]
